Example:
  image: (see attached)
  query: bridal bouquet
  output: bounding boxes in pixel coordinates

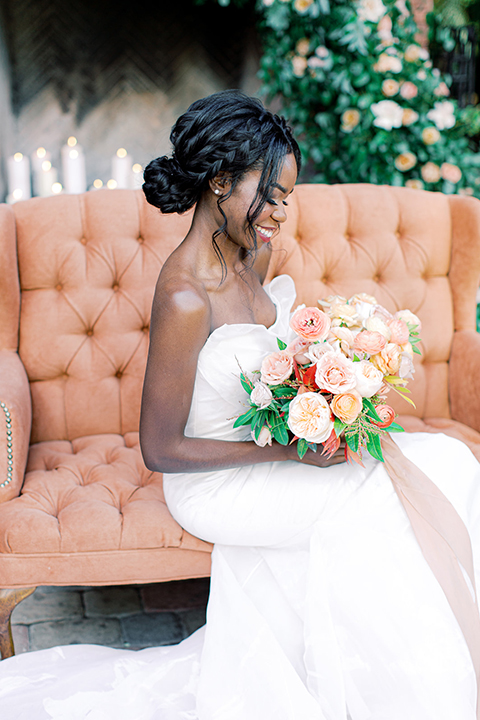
[235,293,422,464]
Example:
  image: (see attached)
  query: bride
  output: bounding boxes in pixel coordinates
[1,90,479,720]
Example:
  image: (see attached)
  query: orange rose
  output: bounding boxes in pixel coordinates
[373,404,396,428]
[290,306,331,341]
[370,343,401,375]
[331,391,363,424]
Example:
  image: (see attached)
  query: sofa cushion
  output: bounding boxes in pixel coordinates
[0,433,210,555]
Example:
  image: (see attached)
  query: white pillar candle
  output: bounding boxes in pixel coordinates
[36,161,59,197]
[61,137,87,194]
[132,163,143,189]
[111,148,133,189]
[7,153,32,203]
[31,148,53,196]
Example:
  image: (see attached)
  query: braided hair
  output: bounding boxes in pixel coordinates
[143,90,301,276]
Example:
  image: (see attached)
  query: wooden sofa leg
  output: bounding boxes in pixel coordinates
[0,587,36,659]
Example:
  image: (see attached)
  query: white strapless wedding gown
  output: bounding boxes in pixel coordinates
[1,275,479,720]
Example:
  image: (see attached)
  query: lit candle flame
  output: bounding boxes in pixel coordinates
[107,179,118,189]
[13,153,23,162]
[12,189,23,199]
[69,149,79,160]
[52,183,63,194]
[37,147,47,158]
[42,160,52,172]
[116,148,127,158]
[93,179,103,189]
[132,164,142,173]
[67,137,77,147]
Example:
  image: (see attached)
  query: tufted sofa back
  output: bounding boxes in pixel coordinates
[12,190,192,443]
[5,184,480,444]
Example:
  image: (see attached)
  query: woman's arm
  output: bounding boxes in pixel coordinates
[140,275,344,474]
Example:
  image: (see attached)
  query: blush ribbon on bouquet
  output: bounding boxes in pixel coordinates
[382,435,480,718]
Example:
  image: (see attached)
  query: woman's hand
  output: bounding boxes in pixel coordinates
[285,441,347,468]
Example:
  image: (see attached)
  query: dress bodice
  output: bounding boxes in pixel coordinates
[184,274,296,442]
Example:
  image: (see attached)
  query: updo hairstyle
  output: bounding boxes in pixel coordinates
[143,90,300,249]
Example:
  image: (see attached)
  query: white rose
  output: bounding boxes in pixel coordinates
[354,360,384,397]
[395,309,422,332]
[251,426,272,447]
[398,352,415,379]
[306,342,335,364]
[364,316,391,340]
[250,382,273,409]
[287,392,334,443]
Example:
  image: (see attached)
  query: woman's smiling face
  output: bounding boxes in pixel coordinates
[215,152,298,252]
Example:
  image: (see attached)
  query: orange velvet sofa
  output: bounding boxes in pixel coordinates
[1,184,480,658]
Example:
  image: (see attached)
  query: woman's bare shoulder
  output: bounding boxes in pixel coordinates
[151,252,212,338]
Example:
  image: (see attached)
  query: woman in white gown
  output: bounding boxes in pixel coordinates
[1,91,479,720]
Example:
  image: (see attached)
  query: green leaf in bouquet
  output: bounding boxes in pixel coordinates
[252,409,266,430]
[277,338,287,351]
[412,345,421,355]
[345,431,359,453]
[366,431,384,463]
[233,407,256,428]
[297,438,309,459]
[386,421,405,433]
[307,442,317,453]
[334,418,347,437]
[240,373,254,395]
[271,420,290,446]
[362,397,383,423]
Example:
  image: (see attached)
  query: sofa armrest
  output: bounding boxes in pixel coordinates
[449,330,480,433]
[0,351,32,502]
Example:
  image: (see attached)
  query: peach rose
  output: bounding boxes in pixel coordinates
[331,391,363,425]
[287,392,334,443]
[291,306,331,342]
[260,351,294,385]
[251,426,272,447]
[354,360,384,397]
[315,352,357,393]
[404,44,422,62]
[353,330,387,355]
[328,302,359,328]
[370,343,402,375]
[387,318,409,345]
[286,337,312,365]
[373,404,396,428]
[440,163,462,184]
[400,81,418,99]
[296,38,310,56]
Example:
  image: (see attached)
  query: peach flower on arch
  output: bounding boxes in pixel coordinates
[405,179,424,190]
[422,127,441,145]
[402,108,419,126]
[400,81,418,99]
[441,163,462,184]
[421,162,441,184]
[395,152,417,172]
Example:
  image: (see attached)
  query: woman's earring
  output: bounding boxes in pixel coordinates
[214,189,220,195]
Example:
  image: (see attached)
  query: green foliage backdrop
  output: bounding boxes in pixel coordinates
[256,0,480,195]
[209,0,480,196]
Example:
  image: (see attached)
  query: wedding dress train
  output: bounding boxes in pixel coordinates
[0,275,479,720]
